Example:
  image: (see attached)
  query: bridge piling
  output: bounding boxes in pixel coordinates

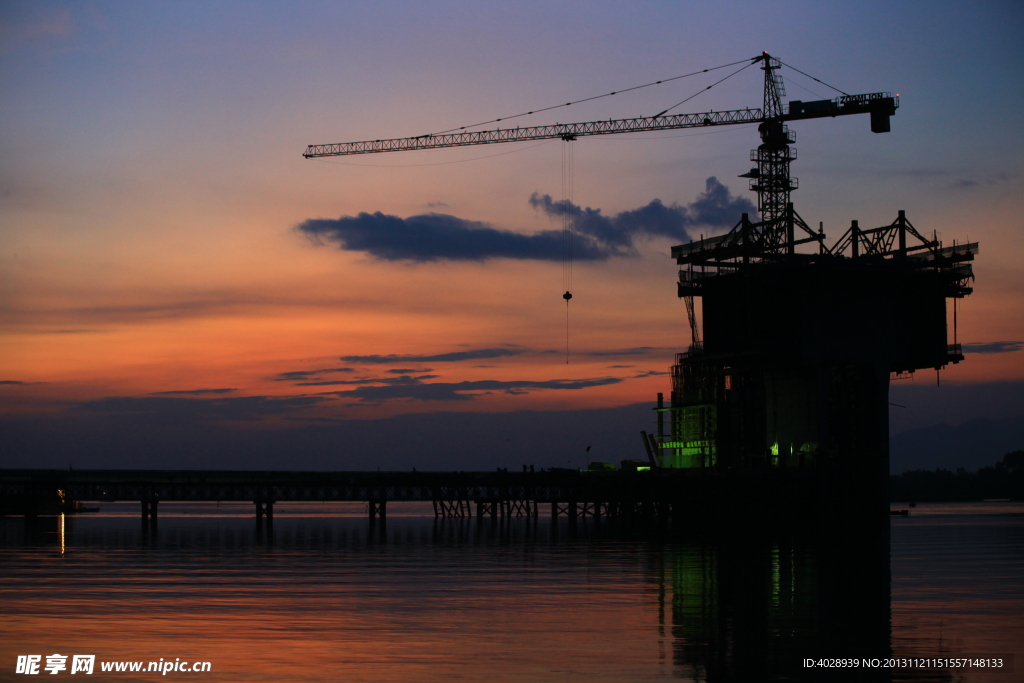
[551,501,580,522]
[141,498,158,521]
[255,500,274,524]
[433,498,470,518]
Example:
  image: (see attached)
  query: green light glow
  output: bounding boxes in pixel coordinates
[660,440,715,450]
[660,402,718,469]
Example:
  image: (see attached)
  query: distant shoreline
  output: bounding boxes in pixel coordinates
[891,454,1022,501]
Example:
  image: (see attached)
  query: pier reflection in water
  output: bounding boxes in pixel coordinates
[2,503,1019,682]
[655,521,898,682]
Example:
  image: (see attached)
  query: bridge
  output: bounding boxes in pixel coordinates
[0,468,830,523]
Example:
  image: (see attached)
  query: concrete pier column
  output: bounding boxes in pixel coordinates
[141,498,158,520]
[369,500,386,521]
[140,497,158,532]
[255,500,274,523]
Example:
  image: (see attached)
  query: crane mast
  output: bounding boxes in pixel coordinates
[748,55,796,241]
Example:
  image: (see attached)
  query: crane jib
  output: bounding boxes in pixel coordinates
[303,109,764,157]
[303,93,895,158]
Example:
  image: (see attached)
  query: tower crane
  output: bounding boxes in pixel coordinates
[304,53,898,260]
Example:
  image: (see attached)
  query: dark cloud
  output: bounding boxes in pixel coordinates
[529,176,757,248]
[281,416,349,424]
[298,211,598,262]
[0,380,27,385]
[386,368,429,374]
[152,388,237,396]
[297,374,439,387]
[962,341,1024,354]
[4,291,308,327]
[294,379,368,387]
[330,375,622,403]
[583,346,672,358]
[632,370,669,378]
[341,348,523,364]
[952,171,1014,190]
[881,169,1015,190]
[295,178,754,262]
[274,367,356,382]
[76,395,329,421]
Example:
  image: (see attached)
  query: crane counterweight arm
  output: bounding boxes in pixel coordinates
[303,92,896,158]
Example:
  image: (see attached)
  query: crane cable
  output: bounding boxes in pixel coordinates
[651,60,758,118]
[776,60,849,97]
[648,57,849,119]
[426,58,756,137]
[562,139,574,364]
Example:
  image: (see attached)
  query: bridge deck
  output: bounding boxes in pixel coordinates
[0,468,837,521]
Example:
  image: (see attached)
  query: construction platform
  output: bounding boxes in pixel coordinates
[644,209,977,516]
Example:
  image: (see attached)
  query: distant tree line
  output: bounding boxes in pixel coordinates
[890,450,1024,501]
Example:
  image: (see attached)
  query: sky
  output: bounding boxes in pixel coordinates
[1,1,1022,471]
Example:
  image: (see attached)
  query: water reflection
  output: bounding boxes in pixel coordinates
[1,509,1015,682]
[651,522,898,682]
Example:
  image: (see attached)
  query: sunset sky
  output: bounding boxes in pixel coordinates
[2,1,1022,470]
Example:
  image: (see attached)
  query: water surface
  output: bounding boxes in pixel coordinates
[2,502,1020,681]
